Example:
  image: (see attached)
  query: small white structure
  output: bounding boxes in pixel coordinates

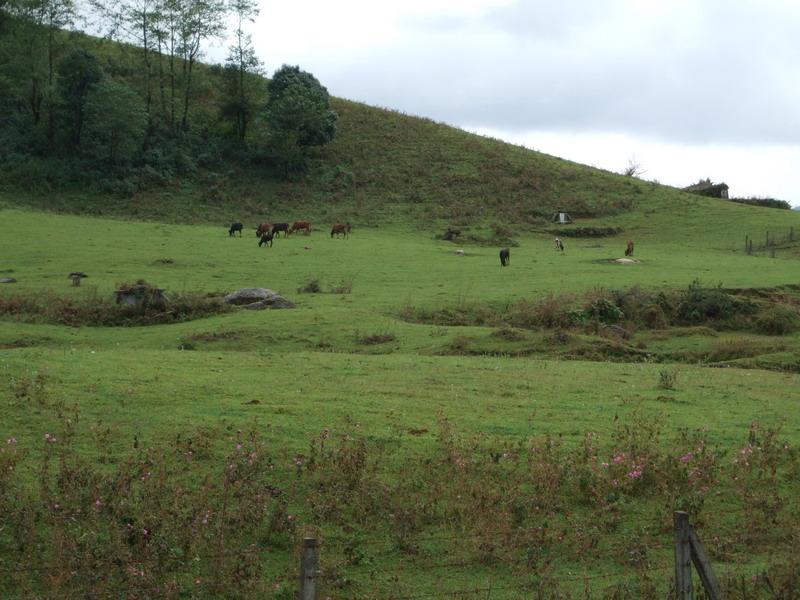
[552,212,572,224]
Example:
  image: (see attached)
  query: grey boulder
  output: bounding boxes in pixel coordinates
[223,288,294,309]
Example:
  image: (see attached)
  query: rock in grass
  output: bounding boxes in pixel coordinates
[223,288,294,309]
[0,277,17,283]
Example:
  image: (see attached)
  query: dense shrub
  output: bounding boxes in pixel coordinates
[729,197,792,210]
[585,297,624,324]
[755,306,800,335]
[676,280,755,325]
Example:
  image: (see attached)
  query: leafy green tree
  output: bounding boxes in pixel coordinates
[84,80,147,164]
[57,47,103,148]
[263,65,336,173]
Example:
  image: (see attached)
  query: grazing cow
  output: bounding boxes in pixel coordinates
[499,248,510,267]
[229,222,243,237]
[331,222,352,238]
[258,231,274,247]
[271,222,290,238]
[555,237,565,252]
[625,240,634,257]
[290,220,312,235]
[256,223,272,237]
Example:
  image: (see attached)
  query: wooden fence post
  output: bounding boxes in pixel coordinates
[674,512,693,600]
[688,527,722,600]
[299,537,319,600]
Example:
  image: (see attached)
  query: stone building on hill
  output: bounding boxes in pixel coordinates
[683,178,729,199]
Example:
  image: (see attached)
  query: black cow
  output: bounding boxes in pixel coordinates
[500,248,510,267]
[271,222,290,238]
[258,231,274,247]
[229,222,243,237]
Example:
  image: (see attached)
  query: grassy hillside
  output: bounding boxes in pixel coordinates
[0,98,651,228]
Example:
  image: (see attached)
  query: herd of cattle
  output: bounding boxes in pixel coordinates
[228,221,352,247]
[229,220,635,266]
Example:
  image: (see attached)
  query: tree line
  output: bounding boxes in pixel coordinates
[0,0,337,191]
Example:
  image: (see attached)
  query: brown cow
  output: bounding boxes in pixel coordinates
[256,223,272,237]
[331,222,351,239]
[625,240,634,257]
[290,220,312,235]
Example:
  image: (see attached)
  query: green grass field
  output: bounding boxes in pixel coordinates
[1,200,799,598]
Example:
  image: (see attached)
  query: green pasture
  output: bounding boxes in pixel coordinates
[1,204,799,442]
[3,346,798,453]
[1,204,799,597]
[1,203,799,302]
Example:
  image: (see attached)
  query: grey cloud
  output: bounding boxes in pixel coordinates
[321,0,800,145]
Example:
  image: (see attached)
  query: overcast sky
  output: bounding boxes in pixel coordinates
[212,0,800,206]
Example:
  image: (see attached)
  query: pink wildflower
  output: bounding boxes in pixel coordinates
[628,465,643,479]
[680,452,693,463]
[6,437,17,444]
[601,462,609,468]
[612,453,625,464]
[44,433,56,443]
[235,443,242,451]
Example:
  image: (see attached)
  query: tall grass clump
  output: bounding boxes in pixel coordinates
[0,288,229,326]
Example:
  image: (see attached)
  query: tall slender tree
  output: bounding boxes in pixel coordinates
[57,47,102,148]
[177,0,225,131]
[221,0,260,141]
[0,0,47,124]
[6,0,75,144]
[38,0,76,146]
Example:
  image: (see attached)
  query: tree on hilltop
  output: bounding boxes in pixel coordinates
[263,64,337,174]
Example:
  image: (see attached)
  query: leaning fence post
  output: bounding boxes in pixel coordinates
[688,526,722,600]
[299,537,319,600]
[674,512,693,599]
